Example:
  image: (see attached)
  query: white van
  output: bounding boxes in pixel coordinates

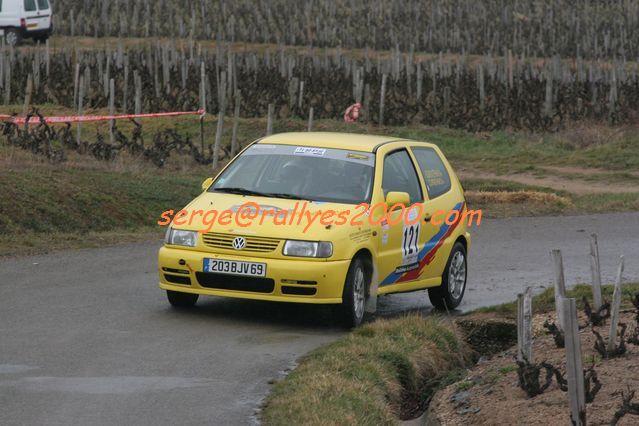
[0,0,53,46]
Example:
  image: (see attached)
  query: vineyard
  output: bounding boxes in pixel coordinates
[1,40,638,134]
[51,0,639,59]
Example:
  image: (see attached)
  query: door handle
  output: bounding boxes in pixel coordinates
[423,214,432,222]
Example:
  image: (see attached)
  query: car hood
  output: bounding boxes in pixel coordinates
[172,192,368,239]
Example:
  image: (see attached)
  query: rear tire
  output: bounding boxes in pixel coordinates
[166,290,199,308]
[5,29,22,46]
[335,256,369,328]
[428,242,467,310]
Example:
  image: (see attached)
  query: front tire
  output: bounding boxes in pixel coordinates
[166,290,199,308]
[5,29,22,46]
[335,256,369,328]
[428,242,467,310]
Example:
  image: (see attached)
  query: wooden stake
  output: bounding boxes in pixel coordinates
[109,78,115,144]
[200,61,206,151]
[561,297,586,426]
[134,71,141,115]
[307,106,314,132]
[298,80,305,110]
[517,287,533,363]
[266,103,274,135]
[212,111,224,169]
[123,62,129,113]
[608,256,625,352]
[73,63,80,107]
[589,233,603,310]
[230,92,240,156]
[379,73,387,125]
[551,249,567,331]
[77,75,84,144]
[22,73,33,116]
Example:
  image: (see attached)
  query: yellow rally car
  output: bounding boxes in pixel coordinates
[159,132,471,327]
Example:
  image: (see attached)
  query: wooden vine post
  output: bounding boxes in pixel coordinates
[608,256,625,352]
[589,234,603,310]
[517,287,533,362]
[266,103,274,135]
[307,107,314,132]
[560,297,586,426]
[551,249,567,331]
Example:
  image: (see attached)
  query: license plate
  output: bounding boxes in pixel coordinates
[203,258,266,277]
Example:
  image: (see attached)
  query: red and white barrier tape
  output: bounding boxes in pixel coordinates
[0,109,206,125]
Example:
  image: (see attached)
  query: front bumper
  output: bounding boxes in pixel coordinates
[158,246,350,304]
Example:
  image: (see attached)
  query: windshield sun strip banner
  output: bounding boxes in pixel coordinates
[245,144,375,167]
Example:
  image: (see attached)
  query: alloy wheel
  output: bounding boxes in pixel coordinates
[353,266,366,321]
[448,251,466,300]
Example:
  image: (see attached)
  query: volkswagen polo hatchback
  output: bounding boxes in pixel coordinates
[158,133,471,327]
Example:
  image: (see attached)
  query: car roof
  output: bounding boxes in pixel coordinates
[256,132,435,153]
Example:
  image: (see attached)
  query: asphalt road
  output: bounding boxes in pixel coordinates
[1,212,638,425]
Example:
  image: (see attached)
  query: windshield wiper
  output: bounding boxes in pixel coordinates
[213,187,267,196]
[261,192,307,200]
[214,187,307,200]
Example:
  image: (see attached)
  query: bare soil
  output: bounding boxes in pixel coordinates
[458,169,639,194]
[541,166,639,179]
[428,312,639,426]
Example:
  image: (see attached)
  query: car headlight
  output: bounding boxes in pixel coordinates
[282,240,333,258]
[165,228,198,247]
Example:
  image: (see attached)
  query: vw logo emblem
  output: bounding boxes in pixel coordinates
[232,237,246,250]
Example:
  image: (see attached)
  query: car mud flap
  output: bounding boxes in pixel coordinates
[365,262,379,313]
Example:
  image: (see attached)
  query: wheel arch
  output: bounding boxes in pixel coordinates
[352,248,373,280]
[455,234,468,253]
[351,247,378,313]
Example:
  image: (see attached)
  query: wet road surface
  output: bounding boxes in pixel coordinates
[1,212,638,425]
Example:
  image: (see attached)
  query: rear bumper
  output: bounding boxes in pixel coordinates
[158,246,350,304]
[25,28,52,37]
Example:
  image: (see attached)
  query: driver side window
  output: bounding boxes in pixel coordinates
[381,150,423,204]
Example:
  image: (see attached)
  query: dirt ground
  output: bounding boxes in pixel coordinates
[428,312,639,426]
[457,168,639,194]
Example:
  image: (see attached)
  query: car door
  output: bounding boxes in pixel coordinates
[22,0,39,31]
[376,148,425,292]
[34,0,51,31]
[409,145,462,282]
[23,0,48,32]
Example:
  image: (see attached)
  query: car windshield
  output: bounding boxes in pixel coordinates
[211,144,375,204]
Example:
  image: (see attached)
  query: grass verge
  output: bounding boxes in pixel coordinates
[0,166,202,256]
[261,315,471,425]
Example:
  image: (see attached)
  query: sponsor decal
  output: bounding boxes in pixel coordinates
[379,202,465,287]
[349,229,372,243]
[393,263,419,274]
[294,147,326,156]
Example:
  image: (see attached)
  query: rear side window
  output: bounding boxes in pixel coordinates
[37,0,49,10]
[24,0,36,12]
[412,147,452,199]
[381,150,423,204]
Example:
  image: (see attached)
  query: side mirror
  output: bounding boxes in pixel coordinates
[201,177,214,191]
[385,191,410,207]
